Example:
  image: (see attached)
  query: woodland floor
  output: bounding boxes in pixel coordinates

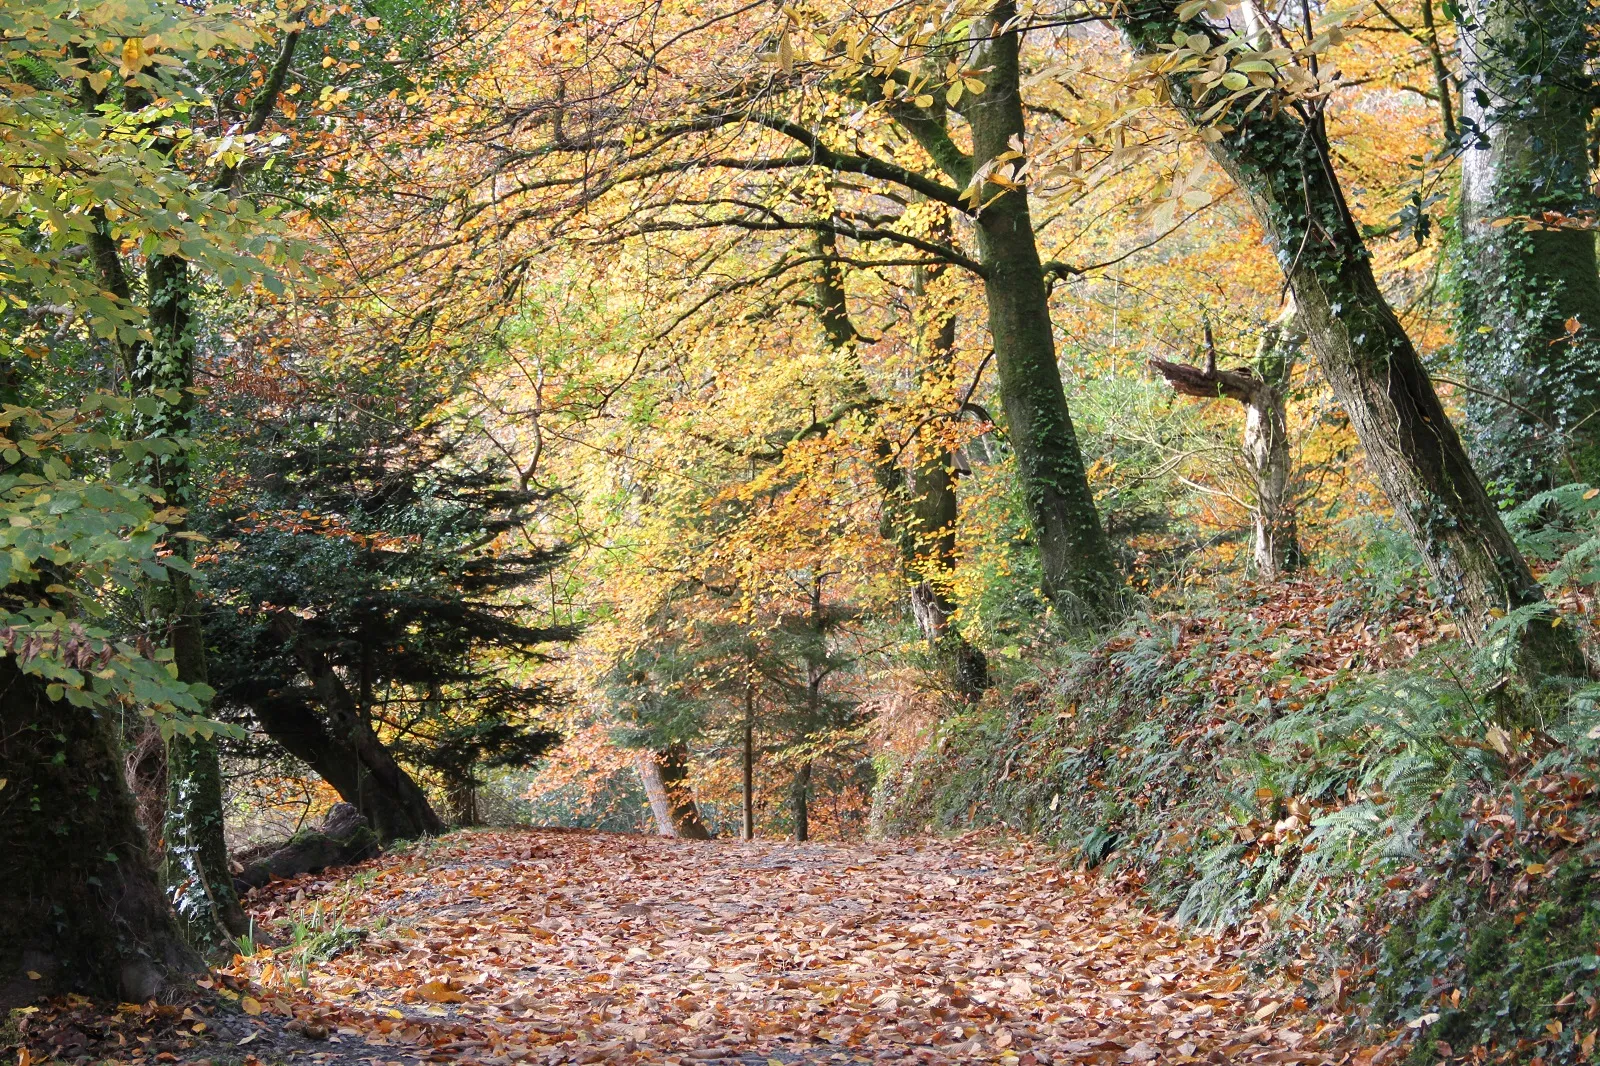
[12,830,1382,1066]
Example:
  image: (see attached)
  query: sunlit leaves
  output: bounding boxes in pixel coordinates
[0,399,229,736]
[0,0,299,363]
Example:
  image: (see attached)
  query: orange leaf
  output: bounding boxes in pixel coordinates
[417,981,467,1004]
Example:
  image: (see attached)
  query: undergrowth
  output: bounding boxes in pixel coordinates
[880,569,1600,1062]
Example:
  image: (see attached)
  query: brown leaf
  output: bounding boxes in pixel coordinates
[416,981,467,1004]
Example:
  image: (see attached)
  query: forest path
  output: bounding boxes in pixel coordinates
[231,829,1351,1066]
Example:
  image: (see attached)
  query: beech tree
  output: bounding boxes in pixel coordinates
[79,19,304,949]
[0,401,228,1006]
[413,1,1126,625]
[0,0,291,1000]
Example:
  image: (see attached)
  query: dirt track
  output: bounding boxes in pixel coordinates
[205,829,1369,1066]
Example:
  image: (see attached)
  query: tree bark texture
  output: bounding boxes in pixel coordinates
[0,658,199,1007]
[808,219,989,697]
[1457,0,1600,496]
[742,670,755,841]
[1122,0,1582,679]
[1244,314,1304,577]
[291,638,446,840]
[232,803,378,892]
[637,742,714,839]
[964,3,1122,624]
[446,776,479,826]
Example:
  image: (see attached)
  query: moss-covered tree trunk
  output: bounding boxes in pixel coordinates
[1121,1,1583,680]
[138,253,249,943]
[0,659,199,1008]
[963,3,1121,624]
[1457,0,1600,496]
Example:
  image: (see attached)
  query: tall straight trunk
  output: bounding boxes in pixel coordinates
[1121,1,1583,681]
[136,252,247,942]
[793,575,824,844]
[1457,0,1600,496]
[77,34,301,947]
[790,760,812,843]
[964,3,1121,624]
[810,222,988,695]
[637,741,713,839]
[0,657,199,1007]
[742,665,755,841]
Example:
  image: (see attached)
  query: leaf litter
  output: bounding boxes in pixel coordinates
[207,830,1373,1066]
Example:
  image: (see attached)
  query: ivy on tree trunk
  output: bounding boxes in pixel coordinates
[963,3,1122,625]
[1456,0,1600,497]
[1120,0,1584,685]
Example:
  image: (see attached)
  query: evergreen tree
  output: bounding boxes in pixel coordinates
[205,398,572,839]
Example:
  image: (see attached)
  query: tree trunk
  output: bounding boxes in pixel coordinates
[84,87,245,945]
[1245,310,1303,577]
[135,252,248,943]
[877,247,989,701]
[1150,313,1304,578]
[960,2,1122,624]
[80,41,302,947]
[247,691,431,842]
[0,658,199,1008]
[793,576,824,844]
[808,220,990,696]
[293,640,446,840]
[1122,2,1582,680]
[165,731,248,941]
[1243,384,1300,579]
[742,667,755,841]
[446,776,479,827]
[911,254,989,699]
[790,760,812,843]
[637,742,714,839]
[261,619,446,841]
[1457,0,1600,496]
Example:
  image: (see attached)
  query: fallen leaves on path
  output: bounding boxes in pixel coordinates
[222,830,1366,1066]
